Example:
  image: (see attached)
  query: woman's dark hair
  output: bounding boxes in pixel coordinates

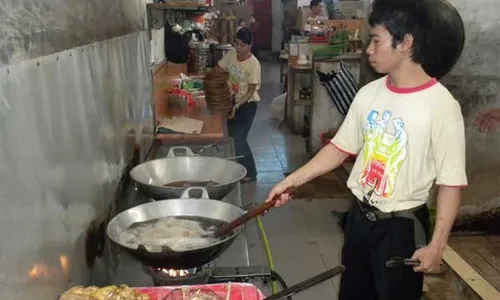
[368,0,430,64]
[236,27,253,46]
[237,18,247,26]
[310,0,323,9]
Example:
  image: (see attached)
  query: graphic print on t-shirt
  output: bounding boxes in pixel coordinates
[228,64,243,94]
[360,110,408,199]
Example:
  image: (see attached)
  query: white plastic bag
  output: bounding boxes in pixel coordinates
[270,92,287,121]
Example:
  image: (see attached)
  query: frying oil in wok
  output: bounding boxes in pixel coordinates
[119,216,231,252]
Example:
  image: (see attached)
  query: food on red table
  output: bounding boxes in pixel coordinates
[162,288,223,300]
[59,284,149,300]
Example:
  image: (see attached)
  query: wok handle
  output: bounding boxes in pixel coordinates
[262,265,346,300]
[166,146,196,158]
[180,187,210,199]
[214,187,296,237]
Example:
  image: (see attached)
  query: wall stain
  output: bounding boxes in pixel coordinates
[0,0,146,68]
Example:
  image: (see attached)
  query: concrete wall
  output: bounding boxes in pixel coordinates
[0,0,146,67]
[441,0,500,218]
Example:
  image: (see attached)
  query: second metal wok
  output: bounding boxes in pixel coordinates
[106,188,245,269]
[130,147,247,200]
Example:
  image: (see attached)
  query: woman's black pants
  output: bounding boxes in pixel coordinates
[228,102,258,178]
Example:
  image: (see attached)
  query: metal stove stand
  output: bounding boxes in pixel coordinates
[210,266,291,299]
[109,138,292,298]
[143,264,290,299]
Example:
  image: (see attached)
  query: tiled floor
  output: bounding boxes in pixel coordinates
[241,62,345,299]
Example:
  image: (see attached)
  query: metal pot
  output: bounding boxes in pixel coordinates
[129,147,246,200]
[106,187,245,269]
[188,42,209,74]
[208,44,234,68]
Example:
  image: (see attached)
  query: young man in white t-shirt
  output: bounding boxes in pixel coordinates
[265,0,467,299]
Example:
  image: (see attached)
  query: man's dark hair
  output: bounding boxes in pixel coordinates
[236,27,253,46]
[369,0,430,64]
[309,0,323,9]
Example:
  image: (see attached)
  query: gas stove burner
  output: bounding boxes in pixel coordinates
[143,261,218,286]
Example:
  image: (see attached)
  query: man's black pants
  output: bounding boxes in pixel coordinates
[338,201,430,300]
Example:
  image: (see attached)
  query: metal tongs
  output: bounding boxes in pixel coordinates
[385,257,421,268]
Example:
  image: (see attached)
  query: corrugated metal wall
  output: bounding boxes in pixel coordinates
[0,1,154,299]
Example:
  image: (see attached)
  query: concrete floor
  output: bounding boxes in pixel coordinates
[241,62,345,299]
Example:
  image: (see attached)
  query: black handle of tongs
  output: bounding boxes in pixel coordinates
[385,257,421,268]
[262,265,346,300]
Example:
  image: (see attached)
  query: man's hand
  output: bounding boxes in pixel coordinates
[474,108,500,132]
[411,245,443,273]
[265,180,295,207]
[412,186,461,273]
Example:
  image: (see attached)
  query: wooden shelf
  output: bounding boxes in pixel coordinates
[146,3,213,30]
[313,52,362,62]
[147,3,213,12]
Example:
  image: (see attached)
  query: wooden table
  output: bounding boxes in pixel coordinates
[153,62,227,142]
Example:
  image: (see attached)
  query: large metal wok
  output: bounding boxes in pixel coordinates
[130,147,247,200]
[106,188,245,269]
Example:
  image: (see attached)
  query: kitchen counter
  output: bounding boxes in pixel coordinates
[153,62,227,142]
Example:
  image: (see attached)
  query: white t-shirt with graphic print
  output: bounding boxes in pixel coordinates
[217,50,261,103]
[331,76,468,213]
